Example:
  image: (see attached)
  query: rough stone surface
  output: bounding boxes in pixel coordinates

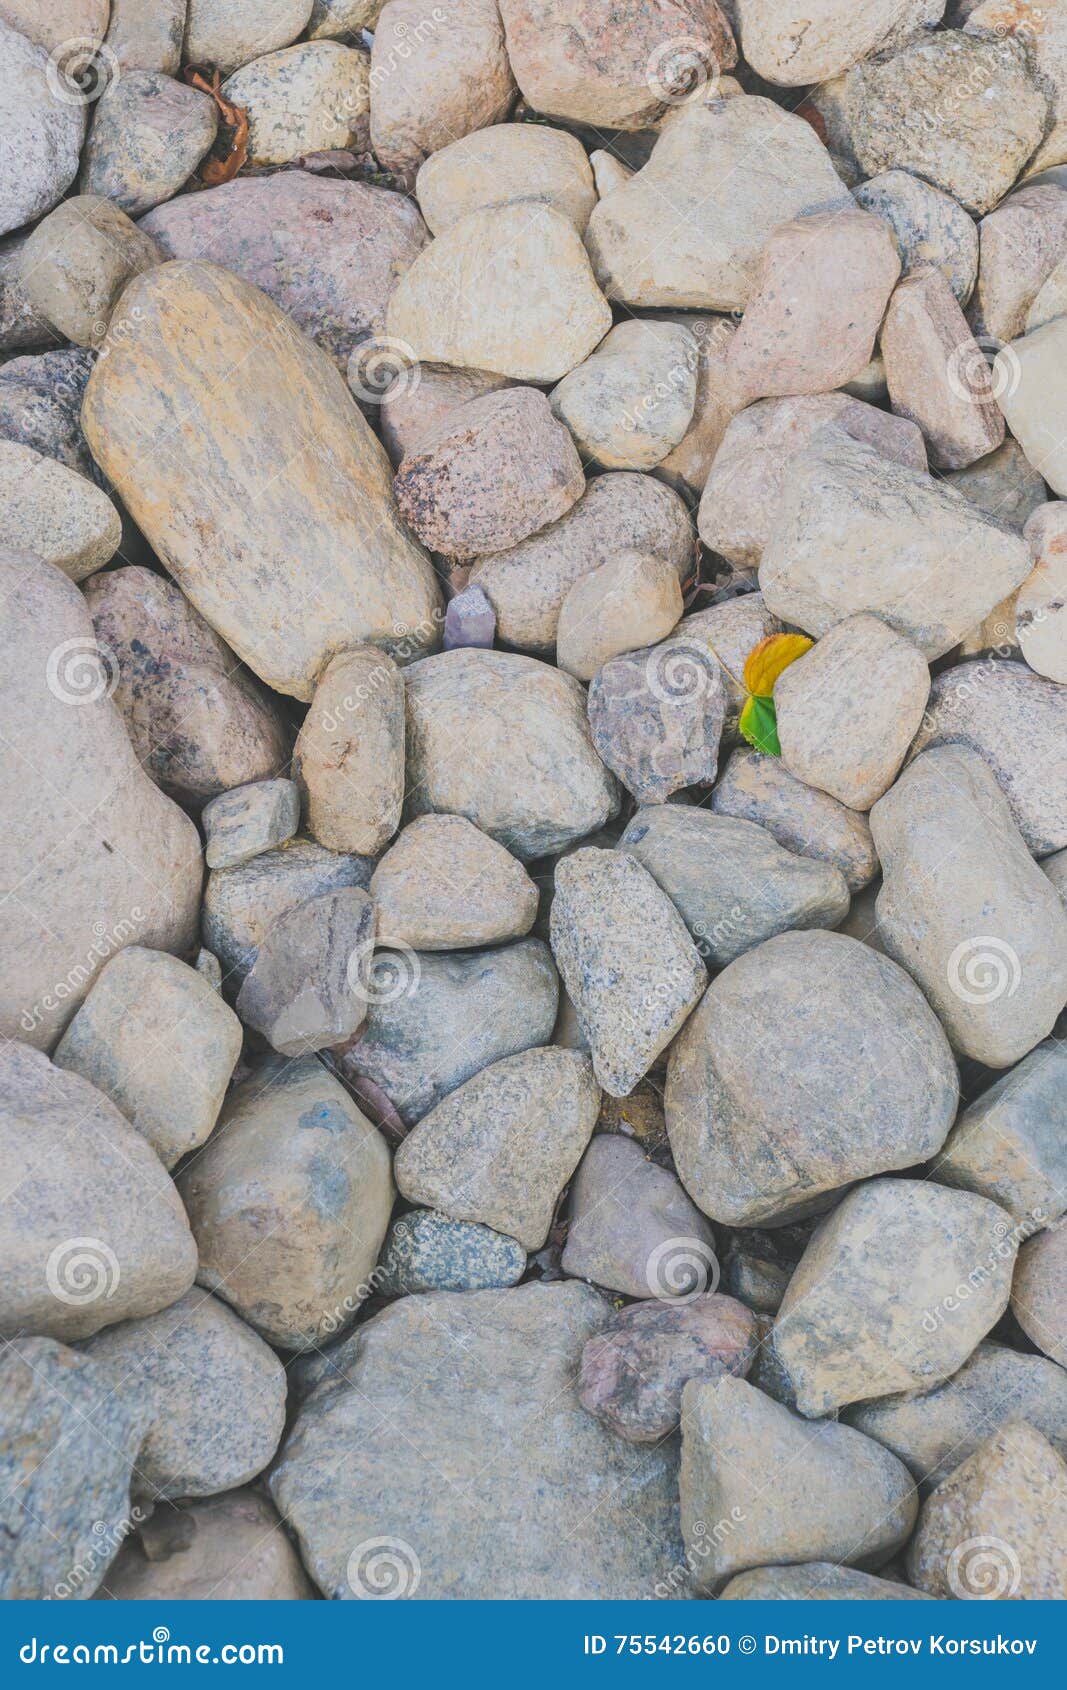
[223,43,370,167]
[79,71,218,218]
[202,839,374,982]
[586,624,726,806]
[416,121,595,233]
[53,947,242,1171]
[235,887,376,1057]
[933,1040,1067,1228]
[710,750,878,893]
[370,814,538,949]
[104,0,186,74]
[948,438,1048,535]
[0,231,53,352]
[98,1491,316,1600]
[855,168,978,305]
[680,595,783,739]
[550,320,699,470]
[0,23,85,239]
[293,645,405,855]
[872,746,1067,1066]
[203,780,301,871]
[1017,501,1067,682]
[997,315,1067,496]
[666,932,957,1228]
[443,582,495,649]
[0,441,120,582]
[0,347,97,479]
[735,0,940,85]
[1012,1222,1067,1365]
[882,266,1005,470]
[775,1179,1018,1418]
[184,0,313,73]
[562,1132,716,1299]
[654,313,739,498]
[557,552,682,683]
[380,362,508,464]
[369,0,516,177]
[176,1054,394,1351]
[375,1208,526,1295]
[19,195,162,349]
[970,183,1067,342]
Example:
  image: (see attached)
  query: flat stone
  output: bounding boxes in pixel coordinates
[998,315,1067,496]
[0,23,85,239]
[394,386,583,556]
[82,261,441,701]
[105,0,186,74]
[184,0,313,72]
[236,887,376,1057]
[578,1293,756,1443]
[98,1491,316,1600]
[203,780,301,871]
[369,814,538,949]
[271,1281,684,1598]
[339,938,559,1125]
[375,1209,526,1295]
[621,805,850,968]
[395,1046,598,1248]
[79,70,217,217]
[1012,1222,1066,1365]
[586,95,846,311]
[388,202,611,382]
[176,1053,394,1351]
[666,931,957,1228]
[0,440,120,581]
[550,847,706,1097]
[586,625,726,805]
[855,169,978,305]
[369,0,515,177]
[907,1423,1067,1599]
[550,320,699,470]
[557,551,682,682]
[882,266,1005,470]
[775,1178,1018,1418]
[84,1289,287,1501]
[759,432,1032,659]
[223,42,369,167]
[85,565,290,807]
[416,121,595,233]
[19,194,161,348]
[562,1132,716,1299]
[0,1043,197,1342]
[294,646,405,855]
[380,362,508,464]
[679,1375,916,1592]
[404,649,619,859]
[933,1040,1067,1229]
[872,746,1067,1066]
[734,0,939,85]
[202,839,375,982]
[53,947,242,1171]
[775,613,931,811]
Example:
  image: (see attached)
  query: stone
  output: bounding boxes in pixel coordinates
[946,436,1048,533]
[0,1043,197,1341]
[176,1054,393,1350]
[370,815,537,949]
[443,582,495,649]
[99,1492,316,1600]
[966,0,1067,178]
[470,470,694,652]
[0,552,201,1050]
[589,149,630,196]
[1012,1222,1067,1365]
[404,649,619,859]
[556,552,682,682]
[0,231,53,352]
[202,839,375,982]
[293,646,405,856]
[394,386,584,556]
[1018,502,1067,681]
[621,805,850,968]
[0,2,108,53]
[933,1040,1067,1229]
[997,315,1067,496]
[710,750,879,892]
[734,0,940,84]
[846,1340,1067,1493]
[223,42,370,168]
[369,0,515,177]
[970,184,1067,343]
[0,1339,144,1601]
[725,210,900,407]
[0,23,85,239]
[84,1289,287,1501]
[380,362,508,464]
[498,0,736,128]
[774,1179,1018,1418]
[698,395,927,570]
[561,1132,716,1299]
[1026,249,1067,330]
[142,173,429,372]
[666,932,957,1228]
[196,949,223,992]
[679,594,783,738]
[83,262,441,701]
[550,320,699,470]
[388,202,611,382]
[53,947,242,1171]
[18,195,161,349]
[236,887,376,1057]
[79,71,217,217]
[845,32,1048,216]
[395,1047,597,1249]
[104,0,186,74]
[586,626,726,805]
[585,95,846,311]
[310,0,384,37]
[882,266,1005,471]
[84,566,290,807]
[907,1423,1067,1599]
[679,1375,916,1591]
[416,121,596,234]
[0,348,98,480]
[0,441,120,581]
[340,938,558,1125]
[375,1209,526,1295]
[910,660,1067,855]
[578,1293,756,1443]
[654,314,739,498]
[551,848,706,1097]
[775,614,931,811]
[720,1564,931,1600]
[854,169,978,305]
[185,0,313,72]
[759,433,1032,659]
[872,746,1067,1066]
[203,780,301,871]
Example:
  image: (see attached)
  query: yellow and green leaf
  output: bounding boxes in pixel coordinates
[742,633,814,698]
[738,693,781,756]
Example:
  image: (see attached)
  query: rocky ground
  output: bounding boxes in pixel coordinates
[1,0,1067,1604]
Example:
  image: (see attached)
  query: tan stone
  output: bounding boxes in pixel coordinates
[369,0,515,176]
[882,266,1005,470]
[653,314,738,497]
[379,362,508,465]
[185,0,313,73]
[0,441,119,581]
[999,316,1067,496]
[100,1492,316,1600]
[551,320,699,470]
[1018,501,1067,681]
[0,0,108,52]
[734,0,940,85]
[222,42,370,168]
[294,646,405,855]
[370,815,538,949]
[1012,1222,1067,1366]
[710,749,877,892]
[967,0,1067,178]
[970,183,1067,342]
[556,552,682,682]
[18,195,162,349]
[416,122,595,233]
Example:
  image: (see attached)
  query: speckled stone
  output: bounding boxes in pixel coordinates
[0,441,120,581]
[586,625,725,805]
[369,814,538,950]
[222,42,370,167]
[375,1209,526,1295]
[202,839,375,983]
[1012,1221,1067,1366]
[443,583,495,649]
[19,195,162,349]
[562,1132,716,1299]
[203,780,301,871]
[0,24,85,239]
[0,348,97,480]
[79,71,217,217]
[855,169,978,305]
[933,1039,1067,1229]
[710,749,878,893]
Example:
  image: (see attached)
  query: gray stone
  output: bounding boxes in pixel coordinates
[882,265,1005,472]
[586,624,726,805]
[443,583,495,649]
[80,71,217,217]
[0,441,120,581]
[105,0,186,74]
[375,1209,526,1295]
[0,23,85,238]
[933,1040,1067,1228]
[563,1133,716,1298]
[945,437,1048,533]
[380,362,509,466]
[203,780,301,871]
[202,839,376,983]
[19,194,162,348]
[369,814,538,951]
[0,231,53,352]
[185,0,312,72]
[855,169,978,305]
[1012,1221,1067,1366]
[98,1491,316,1600]
[236,887,376,1057]
[0,347,98,481]
[710,748,878,893]
[720,1564,931,1600]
